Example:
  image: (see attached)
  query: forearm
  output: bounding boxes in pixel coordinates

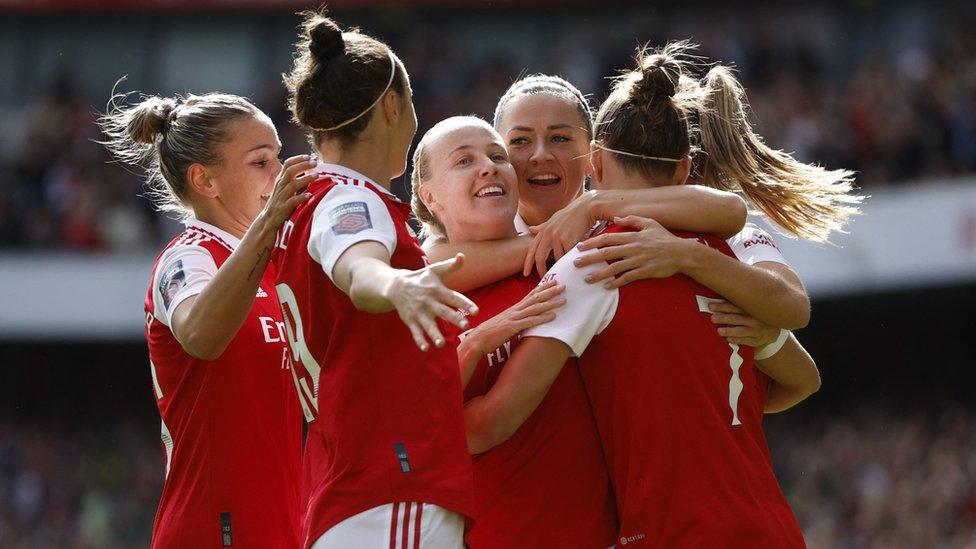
[758,334,821,413]
[456,336,483,390]
[464,338,570,454]
[680,244,810,329]
[346,258,401,313]
[425,236,532,292]
[590,186,747,239]
[175,214,277,359]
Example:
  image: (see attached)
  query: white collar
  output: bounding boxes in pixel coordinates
[313,162,397,199]
[513,211,530,235]
[185,218,241,249]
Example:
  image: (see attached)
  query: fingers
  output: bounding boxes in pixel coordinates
[437,287,479,316]
[710,313,759,327]
[534,244,550,278]
[407,322,430,352]
[513,312,557,331]
[418,314,446,349]
[583,258,636,284]
[277,157,317,188]
[716,325,756,339]
[519,296,566,317]
[708,300,746,315]
[430,302,469,330]
[576,231,636,252]
[605,268,645,289]
[523,237,540,277]
[525,282,564,304]
[573,244,632,268]
[612,215,656,230]
[429,253,465,278]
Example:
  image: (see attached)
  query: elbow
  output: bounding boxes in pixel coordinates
[718,194,748,239]
[465,415,511,455]
[775,294,811,331]
[179,332,229,361]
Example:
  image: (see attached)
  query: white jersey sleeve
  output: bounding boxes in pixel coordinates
[308,184,398,282]
[151,245,218,328]
[522,247,619,357]
[727,223,789,266]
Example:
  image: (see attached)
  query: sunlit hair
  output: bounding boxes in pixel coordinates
[97,87,259,220]
[695,65,862,241]
[593,41,706,180]
[283,9,410,149]
[493,74,593,136]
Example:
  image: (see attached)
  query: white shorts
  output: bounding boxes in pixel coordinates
[311,501,464,549]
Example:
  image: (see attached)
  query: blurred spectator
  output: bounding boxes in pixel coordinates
[1,5,975,252]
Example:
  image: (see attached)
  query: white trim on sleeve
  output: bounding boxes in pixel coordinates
[727,223,788,266]
[308,184,398,283]
[522,247,618,357]
[151,245,218,328]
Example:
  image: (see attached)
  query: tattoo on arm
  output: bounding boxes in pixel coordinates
[247,245,272,281]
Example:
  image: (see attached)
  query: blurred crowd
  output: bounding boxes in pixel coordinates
[1,6,975,252]
[1,405,974,548]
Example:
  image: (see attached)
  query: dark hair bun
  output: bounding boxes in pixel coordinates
[127,96,177,145]
[635,53,680,101]
[309,17,344,62]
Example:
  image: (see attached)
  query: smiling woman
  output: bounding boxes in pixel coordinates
[98,91,312,548]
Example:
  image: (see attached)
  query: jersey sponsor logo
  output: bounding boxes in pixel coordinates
[158,259,187,310]
[259,316,287,344]
[486,338,515,369]
[742,233,779,250]
[329,201,372,235]
[540,271,559,285]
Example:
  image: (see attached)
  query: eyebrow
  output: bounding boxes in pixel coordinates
[449,144,474,154]
[508,123,577,133]
[247,143,278,153]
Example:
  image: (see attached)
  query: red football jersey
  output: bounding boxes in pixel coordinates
[455,274,617,548]
[145,220,302,548]
[272,163,475,548]
[525,225,804,548]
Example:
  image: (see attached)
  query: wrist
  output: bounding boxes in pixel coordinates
[673,237,704,275]
[587,190,612,223]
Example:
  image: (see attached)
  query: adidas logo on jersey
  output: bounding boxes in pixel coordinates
[256,287,268,298]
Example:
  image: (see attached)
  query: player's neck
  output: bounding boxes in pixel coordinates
[317,145,394,191]
[191,204,250,240]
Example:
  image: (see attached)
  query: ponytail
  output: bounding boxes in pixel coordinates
[697,65,862,242]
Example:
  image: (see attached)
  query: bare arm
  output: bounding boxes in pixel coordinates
[706,299,820,412]
[577,217,810,330]
[424,234,534,292]
[524,185,747,276]
[454,281,565,388]
[464,337,573,454]
[331,242,478,351]
[170,156,315,359]
[758,334,820,413]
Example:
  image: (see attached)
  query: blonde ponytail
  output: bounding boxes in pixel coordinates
[697,65,863,242]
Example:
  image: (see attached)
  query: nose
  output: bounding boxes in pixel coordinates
[528,140,554,165]
[479,156,498,178]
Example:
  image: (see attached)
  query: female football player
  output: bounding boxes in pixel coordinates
[99,92,309,547]
[275,12,476,548]
[411,116,617,548]
[522,44,809,546]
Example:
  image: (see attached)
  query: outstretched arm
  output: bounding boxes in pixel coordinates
[424,234,534,293]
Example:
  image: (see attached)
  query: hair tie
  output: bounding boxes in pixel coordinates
[311,50,397,132]
[595,143,683,163]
